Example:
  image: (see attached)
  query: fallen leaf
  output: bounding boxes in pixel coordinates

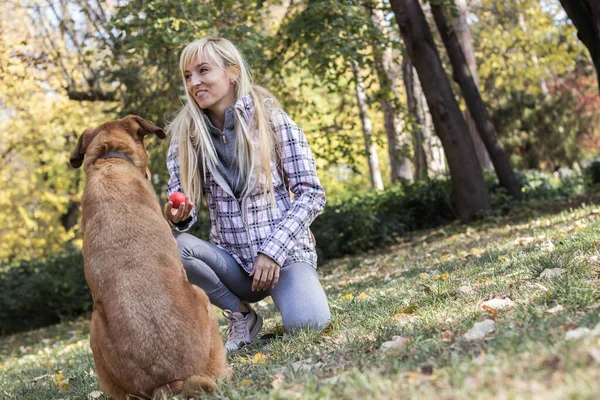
[565,327,591,341]
[271,373,285,389]
[463,319,495,341]
[545,305,564,314]
[457,286,474,296]
[88,391,103,399]
[252,352,267,364]
[421,364,434,375]
[441,330,453,342]
[538,240,555,253]
[344,294,354,300]
[241,379,252,385]
[481,298,515,310]
[540,268,564,280]
[356,292,368,300]
[380,336,411,352]
[470,248,483,256]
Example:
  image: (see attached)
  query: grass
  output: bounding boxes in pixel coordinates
[3,198,600,399]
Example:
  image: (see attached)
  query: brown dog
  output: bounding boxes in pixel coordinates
[70,115,226,399]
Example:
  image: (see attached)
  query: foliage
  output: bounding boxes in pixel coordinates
[0,2,118,263]
[0,252,91,335]
[312,178,456,261]
[472,0,599,170]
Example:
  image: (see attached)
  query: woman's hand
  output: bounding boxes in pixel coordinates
[250,253,280,291]
[165,196,194,224]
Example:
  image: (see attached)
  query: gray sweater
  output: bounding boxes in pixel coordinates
[205,107,246,199]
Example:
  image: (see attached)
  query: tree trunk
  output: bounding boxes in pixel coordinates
[559,0,600,90]
[452,0,493,170]
[351,60,385,191]
[367,0,413,183]
[389,0,489,222]
[431,3,523,200]
[402,57,428,179]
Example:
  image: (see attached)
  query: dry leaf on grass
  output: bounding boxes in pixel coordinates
[481,298,515,310]
[538,240,555,252]
[545,305,564,314]
[463,319,495,341]
[271,373,285,389]
[540,268,564,280]
[380,336,411,352]
[88,391,103,399]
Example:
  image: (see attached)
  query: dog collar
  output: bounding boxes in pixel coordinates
[96,151,135,165]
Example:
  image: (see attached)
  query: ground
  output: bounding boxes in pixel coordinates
[2,196,600,399]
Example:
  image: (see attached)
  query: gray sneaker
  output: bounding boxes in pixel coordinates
[222,303,263,352]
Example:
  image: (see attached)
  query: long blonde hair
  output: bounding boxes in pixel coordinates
[167,37,281,205]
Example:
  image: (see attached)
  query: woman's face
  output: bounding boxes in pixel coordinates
[184,53,236,115]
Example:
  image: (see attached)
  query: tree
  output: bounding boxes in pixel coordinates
[365,0,413,183]
[402,57,447,179]
[559,0,600,90]
[389,0,489,222]
[431,1,522,200]
[351,60,385,190]
[450,0,492,169]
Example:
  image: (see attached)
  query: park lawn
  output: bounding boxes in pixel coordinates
[2,198,600,399]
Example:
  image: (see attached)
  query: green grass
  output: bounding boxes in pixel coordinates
[4,198,600,399]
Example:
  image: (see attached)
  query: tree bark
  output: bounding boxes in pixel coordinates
[431,3,523,200]
[559,0,600,90]
[351,60,385,191]
[402,57,428,179]
[389,0,489,222]
[367,0,414,183]
[452,0,493,170]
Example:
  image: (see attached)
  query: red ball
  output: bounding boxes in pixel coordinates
[169,192,186,209]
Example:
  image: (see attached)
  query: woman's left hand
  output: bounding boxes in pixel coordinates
[250,253,280,291]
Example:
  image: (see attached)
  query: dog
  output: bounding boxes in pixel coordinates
[70,115,226,399]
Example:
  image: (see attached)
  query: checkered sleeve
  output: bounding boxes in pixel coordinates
[166,139,198,232]
[258,109,326,266]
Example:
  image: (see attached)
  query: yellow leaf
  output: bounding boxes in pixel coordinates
[470,248,483,255]
[241,379,252,385]
[53,372,70,391]
[498,255,507,261]
[440,273,449,280]
[252,352,266,364]
[420,272,429,279]
[357,292,368,300]
[344,294,354,300]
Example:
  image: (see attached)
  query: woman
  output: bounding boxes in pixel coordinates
[165,37,331,352]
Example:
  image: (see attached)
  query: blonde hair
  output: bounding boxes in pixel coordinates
[167,37,281,206]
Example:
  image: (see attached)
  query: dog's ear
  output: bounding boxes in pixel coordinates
[69,128,95,169]
[126,115,166,139]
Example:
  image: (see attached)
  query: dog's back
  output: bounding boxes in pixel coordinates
[71,116,226,399]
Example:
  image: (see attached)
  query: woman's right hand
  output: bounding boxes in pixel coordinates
[165,196,194,223]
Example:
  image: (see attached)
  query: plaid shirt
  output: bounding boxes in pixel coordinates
[166,95,326,273]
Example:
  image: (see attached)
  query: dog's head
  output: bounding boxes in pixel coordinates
[69,115,166,175]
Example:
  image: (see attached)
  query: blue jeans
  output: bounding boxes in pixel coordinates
[174,232,331,332]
